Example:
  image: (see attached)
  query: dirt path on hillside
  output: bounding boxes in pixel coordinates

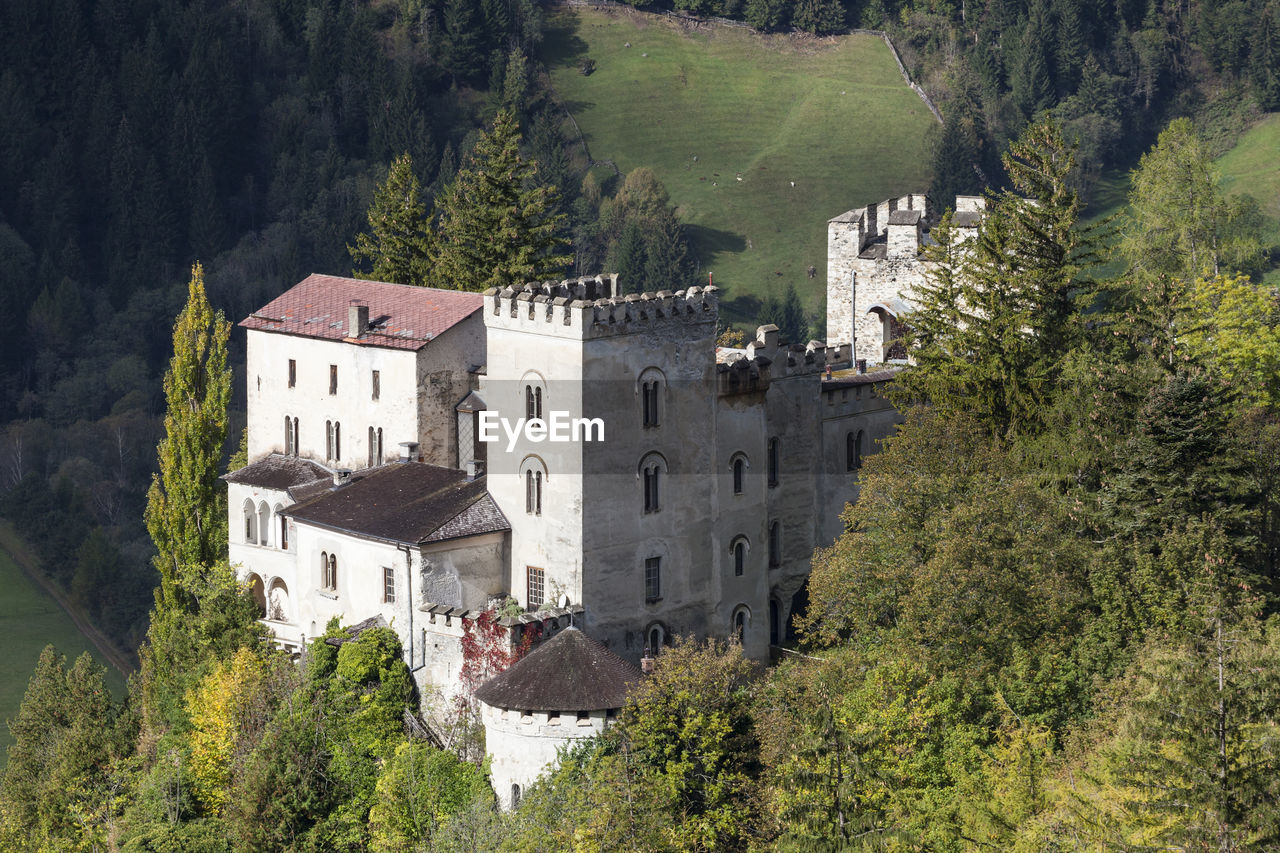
[0,522,134,678]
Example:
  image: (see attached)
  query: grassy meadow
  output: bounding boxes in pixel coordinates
[540,7,936,326]
[0,546,126,764]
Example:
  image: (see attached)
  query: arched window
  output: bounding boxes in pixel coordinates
[646,622,666,656]
[732,457,746,494]
[334,422,341,461]
[321,551,338,590]
[258,502,271,547]
[243,499,257,544]
[767,437,779,487]
[639,369,664,428]
[525,470,543,515]
[846,431,863,472]
[732,537,748,577]
[639,452,667,514]
[769,521,781,567]
[376,427,383,464]
[368,426,376,467]
[276,505,288,550]
[525,385,544,421]
[326,420,333,460]
[732,606,748,644]
[328,554,337,590]
[284,416,294,455]
[292,417,299,456]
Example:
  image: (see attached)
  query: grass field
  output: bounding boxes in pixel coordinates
[540,8,936,326]
[1083,113,1280,282]
[0,546,127,764]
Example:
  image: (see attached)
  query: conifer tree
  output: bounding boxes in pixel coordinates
[144,262,231,610]
[429,109,571,291]
[349,152,433,286]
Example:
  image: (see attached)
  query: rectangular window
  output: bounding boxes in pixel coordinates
[643,468,660,513]
[288,359,296,388]
[372,370,380,401]
[280,516,289,551]
[644,557,661,603]
[383,567,396,603]
[329,364,338,395]
[527,566,545,608]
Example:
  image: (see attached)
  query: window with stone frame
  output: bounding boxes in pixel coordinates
[733,457,746,494]
[329,364,338,395]
[371,369,380,401]
[525,470,543,515]
[643,465,660,512]
[734,540,747,576]
[288,359,296,388]
[644,556,661,603]
[527,566,545,608]
[642,380,660,427]
[382,566,395,603]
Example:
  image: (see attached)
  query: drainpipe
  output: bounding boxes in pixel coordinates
[400,543,423,672]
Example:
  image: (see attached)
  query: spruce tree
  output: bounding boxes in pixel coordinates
[780,282,807,343]
[429,109,571,291]
[349,152,433,286]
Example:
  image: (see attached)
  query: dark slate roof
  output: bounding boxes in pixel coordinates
[283,463,509,545]
[887,209,922,226]
[223,454,331,500]
[240,274,482,351]
[474,627,642,712]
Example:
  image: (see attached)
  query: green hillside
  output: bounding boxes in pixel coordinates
[1218,113,1280,249]
[0,546,126,763]
[540,8,936,327]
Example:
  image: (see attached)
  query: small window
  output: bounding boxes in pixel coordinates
[525,385,544,421]
[525,470,543,515]
[846,431,864,472]
[733,457,746,494]
[768,438,779,488]
[643,466,660,513]
[527,566,545,608]
[292,417,299,456]
[280,513,288,551]
[368,427,376,468]
[371,370,380,401]
[644,557,661,603]
[326,421,333,460]
[733,608,747,643]
[535,387,543,420]
[284,416,294,456]
[734,540,746,576]
[258,502,270,547]
[376,428,383,464]
[322,552,337,591]
[329,364,338,395]
[769,521,781,567]
[383,567,395,603]
[327,421,341,462]
[647,624,665,655]
[642,381,660,427]
[288,359,296,388]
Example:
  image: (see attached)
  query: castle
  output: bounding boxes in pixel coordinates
[225,192,972,803]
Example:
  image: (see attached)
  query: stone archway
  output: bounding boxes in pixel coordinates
[247,573,266,618]
[267,578,290,622]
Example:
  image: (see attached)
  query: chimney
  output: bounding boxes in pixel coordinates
[856,359,867,374]
[398,441,419,463]
[331,468,352,488]
[465,460,483,481]
[640,651,656,674]
[348,302,369,338]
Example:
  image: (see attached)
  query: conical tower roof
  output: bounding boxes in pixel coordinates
[474,627,641,712]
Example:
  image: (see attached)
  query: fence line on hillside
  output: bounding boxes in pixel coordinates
[555,0,943,123]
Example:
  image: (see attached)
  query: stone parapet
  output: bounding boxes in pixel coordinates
[484,276,718,340]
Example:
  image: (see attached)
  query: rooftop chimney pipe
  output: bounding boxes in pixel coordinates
[348,302,369,338]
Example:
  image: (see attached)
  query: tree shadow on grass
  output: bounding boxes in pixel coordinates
[540,12,590,70]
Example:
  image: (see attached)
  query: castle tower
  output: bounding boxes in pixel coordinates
[479,277,721,657]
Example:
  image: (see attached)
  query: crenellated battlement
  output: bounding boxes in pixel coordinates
[717,325,854,394]
[483,275,719,340]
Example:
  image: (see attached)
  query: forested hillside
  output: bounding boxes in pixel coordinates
[0,0,548,654]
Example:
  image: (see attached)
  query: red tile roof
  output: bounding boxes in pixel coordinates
[240,274,483,351]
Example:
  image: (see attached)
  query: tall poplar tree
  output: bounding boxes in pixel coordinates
[144,262,231,612]
[429,109,571,291]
